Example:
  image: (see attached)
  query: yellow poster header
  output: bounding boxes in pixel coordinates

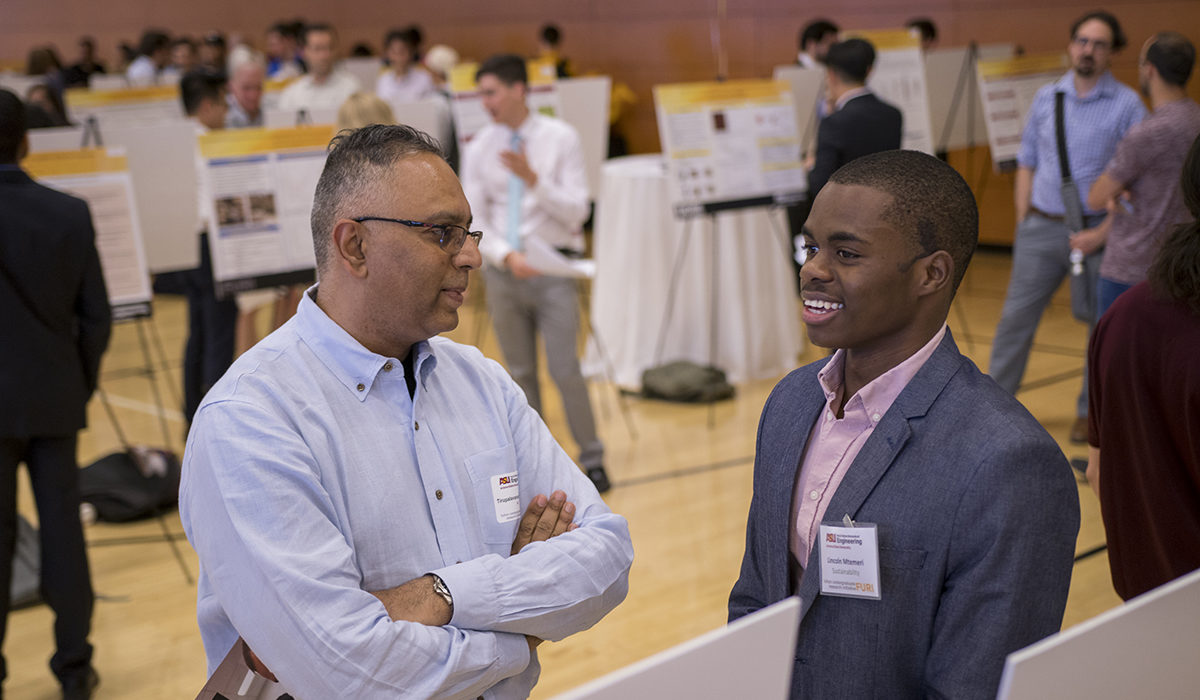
[65,85,180,108]
[843,28,921,51]
[449,58,557,94]
[199,125,336,159]
[655,79,791,113]
[978,52,1068,79]
[22,148,128,179]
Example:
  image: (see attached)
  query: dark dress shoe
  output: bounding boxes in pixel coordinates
[61,667,99,700]
[587,466,612,494]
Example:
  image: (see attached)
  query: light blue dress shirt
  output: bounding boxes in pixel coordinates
[180,288,633,699]
[1017,70,1145,217]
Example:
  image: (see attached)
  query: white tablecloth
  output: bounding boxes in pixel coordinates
[589,154,802,390]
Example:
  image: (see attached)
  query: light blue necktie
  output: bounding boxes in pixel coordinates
[506,131,524,252]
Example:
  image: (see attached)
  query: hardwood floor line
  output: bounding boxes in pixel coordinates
[1017,367,1086,393]
[611,454,754,489]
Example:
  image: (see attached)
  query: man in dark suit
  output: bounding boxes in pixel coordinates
[806,39,903,200]
[730,151,1079,698]
[0,89,108,699]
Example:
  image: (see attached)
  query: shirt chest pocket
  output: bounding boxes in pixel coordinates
[464,444,522,546]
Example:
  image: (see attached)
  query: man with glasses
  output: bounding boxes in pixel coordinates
[461,53,611,493]
[988,10,1145,443]
[180,124,633,698]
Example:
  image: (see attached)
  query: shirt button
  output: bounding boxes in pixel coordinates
[384,362,393,372]
[872,413,881,422]
[414,421,420,431]
[809,490,819,501]
[356,383,365,392]
[435,489,443,500]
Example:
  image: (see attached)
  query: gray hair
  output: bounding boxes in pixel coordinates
[310,124,444,270]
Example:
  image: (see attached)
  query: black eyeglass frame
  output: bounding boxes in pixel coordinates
[351,216,483,253]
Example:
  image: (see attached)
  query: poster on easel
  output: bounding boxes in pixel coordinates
[845,28,935,155]
[924,43,1015,153]
[64,84,184,127]
[198,125,334,299]
[653,79,806,217]
[447,57,562,154]
[976,52,1068,172]
[22,148,154,320]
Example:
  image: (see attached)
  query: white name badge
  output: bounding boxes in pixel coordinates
[818,521,881,600]
[491,471,521,523]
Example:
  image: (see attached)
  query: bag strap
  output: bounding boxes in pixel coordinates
[1054,91,1072,180]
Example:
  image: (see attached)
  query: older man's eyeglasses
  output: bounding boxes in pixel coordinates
[352,216,483,254]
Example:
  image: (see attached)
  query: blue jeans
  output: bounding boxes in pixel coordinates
[1096,277,1134,320]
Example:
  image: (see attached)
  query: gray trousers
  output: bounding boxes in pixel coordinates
[484,267,604,469]
[988,212,1101,418]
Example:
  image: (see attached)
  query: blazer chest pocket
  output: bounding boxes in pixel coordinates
[880,547,927,571]
[464,444,522,546]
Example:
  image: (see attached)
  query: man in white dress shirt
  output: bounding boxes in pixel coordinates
[461,54,611,493]
[278,23,360,114]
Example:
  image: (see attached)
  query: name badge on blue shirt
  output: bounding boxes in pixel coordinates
[491,471,521,523]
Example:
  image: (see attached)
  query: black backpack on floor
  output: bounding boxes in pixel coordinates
[79,447,181,522]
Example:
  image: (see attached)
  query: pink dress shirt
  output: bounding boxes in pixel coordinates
[789,325,948,577]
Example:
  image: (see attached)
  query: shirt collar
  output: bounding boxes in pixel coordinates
[294,285,436,401]
[817,324,948,423]
[834,87,871,112]
[1055,69,1116,101]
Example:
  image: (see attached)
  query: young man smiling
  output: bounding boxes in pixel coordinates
[730,150,1080,699]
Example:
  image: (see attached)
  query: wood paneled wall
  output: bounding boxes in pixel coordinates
[6,1,1200,243]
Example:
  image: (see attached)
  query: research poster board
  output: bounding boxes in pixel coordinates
[653,79,806,217]
[924,43,1015,152]
[553,76,611,200]
[339,57,383,92]
[976,52,1068,171]
[554,597,801,700]
[771,65,825,158]
[64,84,184,127]
[847,29,935,154]
[997,567,1200,700]
[22,148,154,320]
[197,125,333,299]
[263,106,339,128]
[28,121,204,273]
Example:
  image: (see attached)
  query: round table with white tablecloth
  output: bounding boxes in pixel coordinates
[589,154,803,391]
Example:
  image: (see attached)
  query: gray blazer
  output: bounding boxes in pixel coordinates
[729,331,1079,699]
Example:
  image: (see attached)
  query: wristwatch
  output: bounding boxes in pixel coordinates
[430,573,454,616]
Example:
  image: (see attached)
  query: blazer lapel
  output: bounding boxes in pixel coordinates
[796,331,965,617]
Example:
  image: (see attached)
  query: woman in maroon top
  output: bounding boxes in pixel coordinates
[1087,133,1200,600]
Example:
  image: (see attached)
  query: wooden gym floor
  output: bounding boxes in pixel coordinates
[5,248,1120,698]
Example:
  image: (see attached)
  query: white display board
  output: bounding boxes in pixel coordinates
[28,121,202,273]
[850,29,935,155]
[653,79,806,216]
[64,85,184,127]
[198,126,332,298]
[553,597,801,700]
[386,96,452,155]
[0,72,45,99]
[88,74,129,91]
[339,57,383,92]
[998,567,1200,700]
[924,43,1015,152]
[23,148,154,319]
[976,52,1068,171]
[771,65,826,159]
[555,76,611,199]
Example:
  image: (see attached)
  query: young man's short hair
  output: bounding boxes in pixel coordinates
[1146,32,1195,87]
[824,38,875,85]
[475,54,527,86]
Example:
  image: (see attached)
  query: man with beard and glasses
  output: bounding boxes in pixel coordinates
[987,10,1145,444]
